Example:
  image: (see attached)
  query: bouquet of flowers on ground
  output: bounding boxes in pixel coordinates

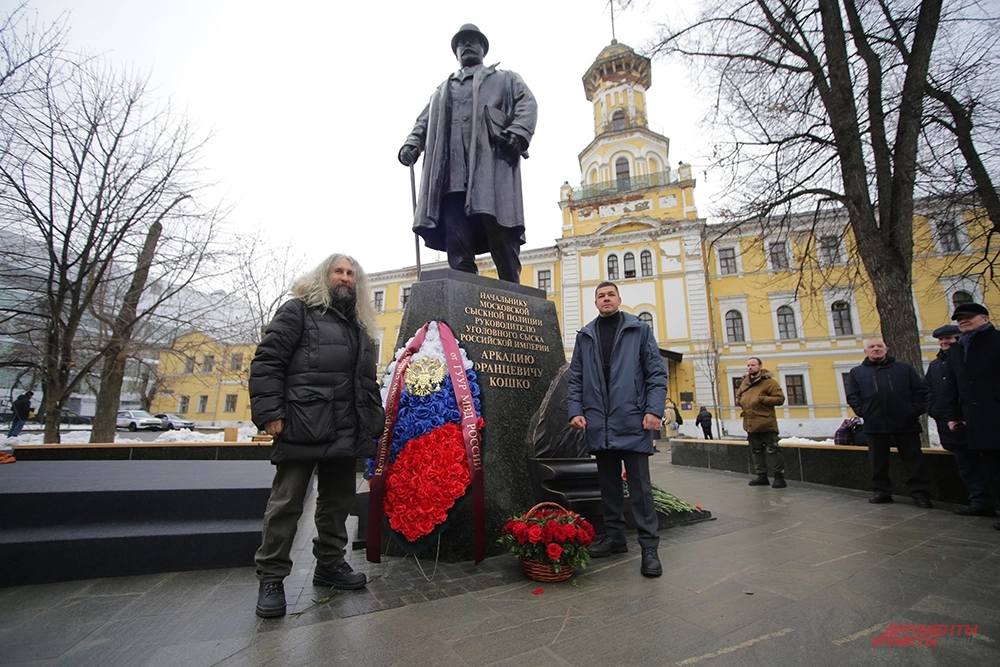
[500,502,596,575]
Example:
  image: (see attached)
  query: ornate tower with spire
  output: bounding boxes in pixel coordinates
[555,41,708,389]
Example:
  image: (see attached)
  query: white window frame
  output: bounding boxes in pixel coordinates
[931,213,970,255]
[765,237,791,272]
[821,287,862,338]
[718,295,750,344]
[606,252,620,281]
[768,292,803,341]
[777,362,812,407]
[817,234,843,267]
[535,264,556,294]
[714,243,743,276]
[399,285,412,309]
[373,289,385,313]
[940,276,981,312]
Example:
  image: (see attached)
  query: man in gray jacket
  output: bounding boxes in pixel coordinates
[568,282,667,577]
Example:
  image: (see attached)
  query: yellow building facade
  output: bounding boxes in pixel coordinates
[153,42,997,440]
[150,332,254,425]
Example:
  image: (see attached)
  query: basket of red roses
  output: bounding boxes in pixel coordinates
[499,502,596,582]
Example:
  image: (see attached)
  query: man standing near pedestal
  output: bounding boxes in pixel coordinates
[736,357,787,488]
[398,24,537,284]
[945,303,1000,531]
[846,338,932,508]
[925,324,994,517]
[568,282,667,577]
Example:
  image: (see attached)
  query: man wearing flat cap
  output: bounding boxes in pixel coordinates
[945,302,1000,530]
[925,324,994,517]
[399,24,537,284]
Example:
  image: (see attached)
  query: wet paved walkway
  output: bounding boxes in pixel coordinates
[2,455,998,666]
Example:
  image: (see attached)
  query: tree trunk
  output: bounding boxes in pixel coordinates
[90,221,163,443]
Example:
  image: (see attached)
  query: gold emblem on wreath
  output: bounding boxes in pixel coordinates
[404,357,446,396]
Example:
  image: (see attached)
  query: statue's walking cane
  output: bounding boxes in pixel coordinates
[410,165,421,281]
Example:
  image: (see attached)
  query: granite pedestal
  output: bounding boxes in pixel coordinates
[384,269,564,561]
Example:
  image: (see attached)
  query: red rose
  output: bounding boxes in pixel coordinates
[527,524,543,544]
[540,522,555,542]
[512,522,529,544]
[546,542,563,561]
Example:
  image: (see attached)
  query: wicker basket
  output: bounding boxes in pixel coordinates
[516,502,578,582]
[520,557,574,582]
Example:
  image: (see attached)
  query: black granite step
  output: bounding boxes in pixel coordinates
[0,519,262,586]
[0,461,275,587]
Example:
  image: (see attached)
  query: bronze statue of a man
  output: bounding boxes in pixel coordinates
[398,24,537,284]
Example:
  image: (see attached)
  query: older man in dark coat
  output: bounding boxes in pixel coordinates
[945,303,1000,531]
[399,24,537,284]
[925,324,994,517]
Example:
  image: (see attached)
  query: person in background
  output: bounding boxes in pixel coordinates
[695,406,714,439]
[925,324,994,517]
[6,391,33,439]
[945,303,1000,531]
[846,338,931,508]
[569,281,667,577]
[736,357,787,488]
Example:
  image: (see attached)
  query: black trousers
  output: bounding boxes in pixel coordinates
[594,450,659,550]
[867,432,930,496]
[701,425,713,439]
[441,192,521,283]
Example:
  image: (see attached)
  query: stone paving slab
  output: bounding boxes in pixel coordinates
[1,456,998,666]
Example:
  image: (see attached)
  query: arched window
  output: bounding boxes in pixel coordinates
[607,254,619,281]
[648,157,660,174]
[831,301,854,336]
[952,290,973,308]
[638,312,653,327]
[640,250,653,276]
[612,109,626,131]
[623,252,636,278]
[725,310,745,343]
[615,157,630,190]
[776,306,797,340]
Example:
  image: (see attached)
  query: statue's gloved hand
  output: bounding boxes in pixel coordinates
[503,132,527,156]
[398,145,420,167]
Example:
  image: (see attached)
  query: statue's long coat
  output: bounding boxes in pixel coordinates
[402,64,537,253]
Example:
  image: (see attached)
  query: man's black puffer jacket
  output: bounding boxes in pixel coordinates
[249,299,384,463]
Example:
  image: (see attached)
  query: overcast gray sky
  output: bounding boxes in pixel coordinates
[26,0,717,275]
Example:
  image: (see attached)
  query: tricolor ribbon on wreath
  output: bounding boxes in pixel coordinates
[366,321,486,564]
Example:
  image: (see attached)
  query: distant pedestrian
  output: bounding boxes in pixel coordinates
[736,357,787,488]
[6,391,33,438]
[925,324,994,517]
[846,338,932,508]
[944,303,1000,531]
[695,406,713,439]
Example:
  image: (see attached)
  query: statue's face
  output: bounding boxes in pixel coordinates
[455,35,485,67]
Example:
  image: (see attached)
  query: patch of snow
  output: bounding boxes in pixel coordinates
[779,437,835,445]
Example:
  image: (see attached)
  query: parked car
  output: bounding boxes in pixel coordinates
[154,413,196,430]
[29,409,93,425]
[53,409,93,425]
[116,410,163,431]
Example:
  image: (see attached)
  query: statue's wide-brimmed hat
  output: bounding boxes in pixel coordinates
[451,24,489,55]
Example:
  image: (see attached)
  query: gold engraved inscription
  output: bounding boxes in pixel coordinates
[458,291,553,389]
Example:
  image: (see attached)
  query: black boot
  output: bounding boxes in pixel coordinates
[255,581,286,618]
[313,562,367,590]
[748,474,769,486]
[771,474,786,489]
[640,547,662,577]
[589,535,628,558]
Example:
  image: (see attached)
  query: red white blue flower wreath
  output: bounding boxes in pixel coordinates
[367,321,486,562]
